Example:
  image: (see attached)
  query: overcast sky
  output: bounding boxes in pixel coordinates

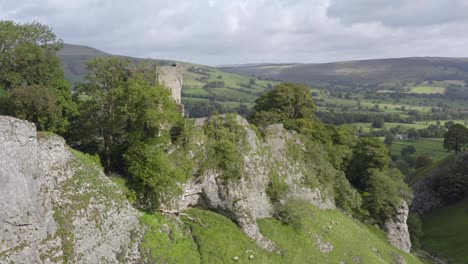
[2,0,468,65]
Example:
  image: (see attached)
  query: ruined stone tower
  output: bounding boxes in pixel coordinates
[158,64,183,105]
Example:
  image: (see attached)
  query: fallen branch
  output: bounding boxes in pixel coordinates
[158,209,206,228]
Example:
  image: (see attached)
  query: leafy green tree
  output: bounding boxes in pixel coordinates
[384,133,395,147]
[0,21,64,89]
[10,85,61,131]
[415,155,433,169]
[347,138,412,224]
[371,118,384,128]
[444,124,468,153]
[73,57,182,171]
[0,20,76,133]
[253,83,316,122]
[347,138,390,188]
[400,145,416,156]
[124,141,186,212]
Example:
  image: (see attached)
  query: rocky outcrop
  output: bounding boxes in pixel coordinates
[174,116,335,252]
[385,202,412,253]
[0,116,143,263]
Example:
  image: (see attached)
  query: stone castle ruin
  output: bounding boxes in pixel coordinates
[158,64,183,106]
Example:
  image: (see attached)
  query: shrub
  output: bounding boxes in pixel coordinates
[407,213,423,249]
[415,155,433,169]
[266,173,289,203]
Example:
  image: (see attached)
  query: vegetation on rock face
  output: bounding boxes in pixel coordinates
[202,114,247,182]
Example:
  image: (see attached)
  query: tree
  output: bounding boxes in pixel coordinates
[372,118,384,128]
[0,20,76,133]
[10,85,61,131]
[0,21,64,90]
[415,155,433,169]
[253,83,316,122]
[400,145,416,156]
[384,133,395,147]
[443,124,468,153]
[124,141,186,212]
[347,138,390,188]
[73,57,182,171]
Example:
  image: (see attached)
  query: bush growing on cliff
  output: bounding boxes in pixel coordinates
[202,114,247,182]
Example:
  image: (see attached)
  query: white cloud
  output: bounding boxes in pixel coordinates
[1,0,468,65]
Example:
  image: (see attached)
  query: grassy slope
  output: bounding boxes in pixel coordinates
[421,197,468,264]
[390,138,450,161]
[184,204,423,264]
[109,175,424,263]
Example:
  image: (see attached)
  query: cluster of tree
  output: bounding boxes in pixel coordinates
[434,154,468,203]
[183,101,253,118]
[203,80,225,88]
[251,84,412,225]
[1,21,187,212]
[317,111,408,126]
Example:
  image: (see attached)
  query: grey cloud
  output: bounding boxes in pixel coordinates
[327,0,468,27]
[1,0,468,65]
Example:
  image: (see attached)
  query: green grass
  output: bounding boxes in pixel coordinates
[184,202,423,263]
[421,197,468,263]
[140,214,201,263]
[390,138,450,162]
[410,86,445,94]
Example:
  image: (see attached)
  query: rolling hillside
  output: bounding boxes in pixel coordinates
[58,44,278,116]
[219,57,468,89]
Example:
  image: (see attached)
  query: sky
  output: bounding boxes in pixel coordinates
[2,0,468,65]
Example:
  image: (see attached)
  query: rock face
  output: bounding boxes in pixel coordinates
[385,202,412,253]
[0,116,143,263]
[175,116,335,252]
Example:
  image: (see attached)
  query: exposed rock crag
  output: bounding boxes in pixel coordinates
[175,116,335,251]
[385,202,412,253]
[0,116,143,263]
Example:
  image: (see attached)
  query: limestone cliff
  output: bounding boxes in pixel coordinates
[175,116,339,251]
[0,116,143,263]
[385,202,412,253]
[0,114,413,261]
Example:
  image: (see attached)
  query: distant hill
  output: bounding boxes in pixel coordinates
[219,57,468,89]
[58,43,180,84]
[57,44,278,117]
